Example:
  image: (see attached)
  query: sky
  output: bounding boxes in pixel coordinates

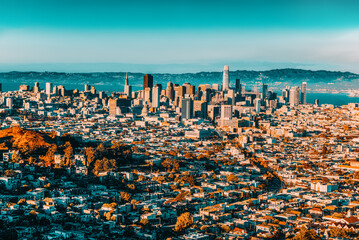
[1,0,359,73]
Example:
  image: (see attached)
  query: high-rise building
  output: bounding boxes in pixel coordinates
[301,82,307,104]
[221,105,232,120]
[144,87,152,104]
[289,86,300,107]
[254,98,261,113]
[58,85,65,96]
[152,84,161,108]
[181,98,193,120]
[99,91,105,99]
[143,74,153,90]
[33,82,40,93]
[262,84,268,100]
[84,84,90,92]
[194,100,207,119]
[222,65,230,91]
[174,86,185,98]
[166,81,175,101]
[212,84,220,91]
[6,98,13,109]
[0,83,2,92]
[46,82,53,95]
[91,86,96,95]
[235,79,241,93]
[109,99,118,115]
[124,73,132,97]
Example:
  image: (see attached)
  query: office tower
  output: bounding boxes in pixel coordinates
[282,88,290,103]
[19,85,30,91]
[0,83,2,92]
[235,79,241,93]
[152,84,161,108]
[143,74,153,90]
[227,89,235,105]
[58,85,65,96]
[212,84,220,91]
[144,87,152,104]
[99,91,105,99]
[314,99,319,106]
[124,73,132,97]
[33,82,40,93]
[109,99,118,115]
[221,105,232,120]
[208,105,220,121]
[202,89,211,102]
[183,83,195,95]
[254,98,261,113]
[53,86,58,95]
[194,100,207,119]
[181,98,193,120]
[222,65,230,91]
[6,98,13,109]
[262,83,268,99]
[45,82,53,95]
[175,86,185,98]
[301,82,307,104]
[166,81,175,101]
[91,86,96,95]
[289,86,300,107]
[84,84,90,92]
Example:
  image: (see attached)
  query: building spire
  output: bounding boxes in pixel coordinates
[125,73,129,85]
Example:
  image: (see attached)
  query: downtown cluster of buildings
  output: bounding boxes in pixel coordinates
[0,67,359,239]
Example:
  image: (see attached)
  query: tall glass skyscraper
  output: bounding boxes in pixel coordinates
[222,65,229,91]
[301,82,307,104]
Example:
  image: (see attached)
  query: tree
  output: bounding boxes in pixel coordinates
[291,227,320,240]
[120,191,131,203]
[85,147,96,167]
[4,170,16,177]
[140,218,149,226]
[63,142,73,166]
[226,173,239,183]
[174,212,193,232]
[162,158,180,172]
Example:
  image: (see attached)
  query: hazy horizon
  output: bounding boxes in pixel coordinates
[2,0,359,74]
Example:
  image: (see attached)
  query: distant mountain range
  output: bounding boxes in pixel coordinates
[1,68,358,92]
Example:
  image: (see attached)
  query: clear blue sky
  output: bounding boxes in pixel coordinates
[1,0,359,73]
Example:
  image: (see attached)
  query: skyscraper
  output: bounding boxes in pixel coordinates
[84,84,90,92]
[109,98,118,115]
[221,105,232,120]
[152,84,161,108]
[143,74,153,90]
[301,82,307,104]
[254,98,261,113]
[166,81,175,101]
[289,86,300,107]
[144,87,152,104]
[124,73,132,97]
[262,83,268,100]
[235,79,241,93]
[181,98,193,120]
[33,82,40,93]
[46,82,53,95]
[222,65,230,91]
